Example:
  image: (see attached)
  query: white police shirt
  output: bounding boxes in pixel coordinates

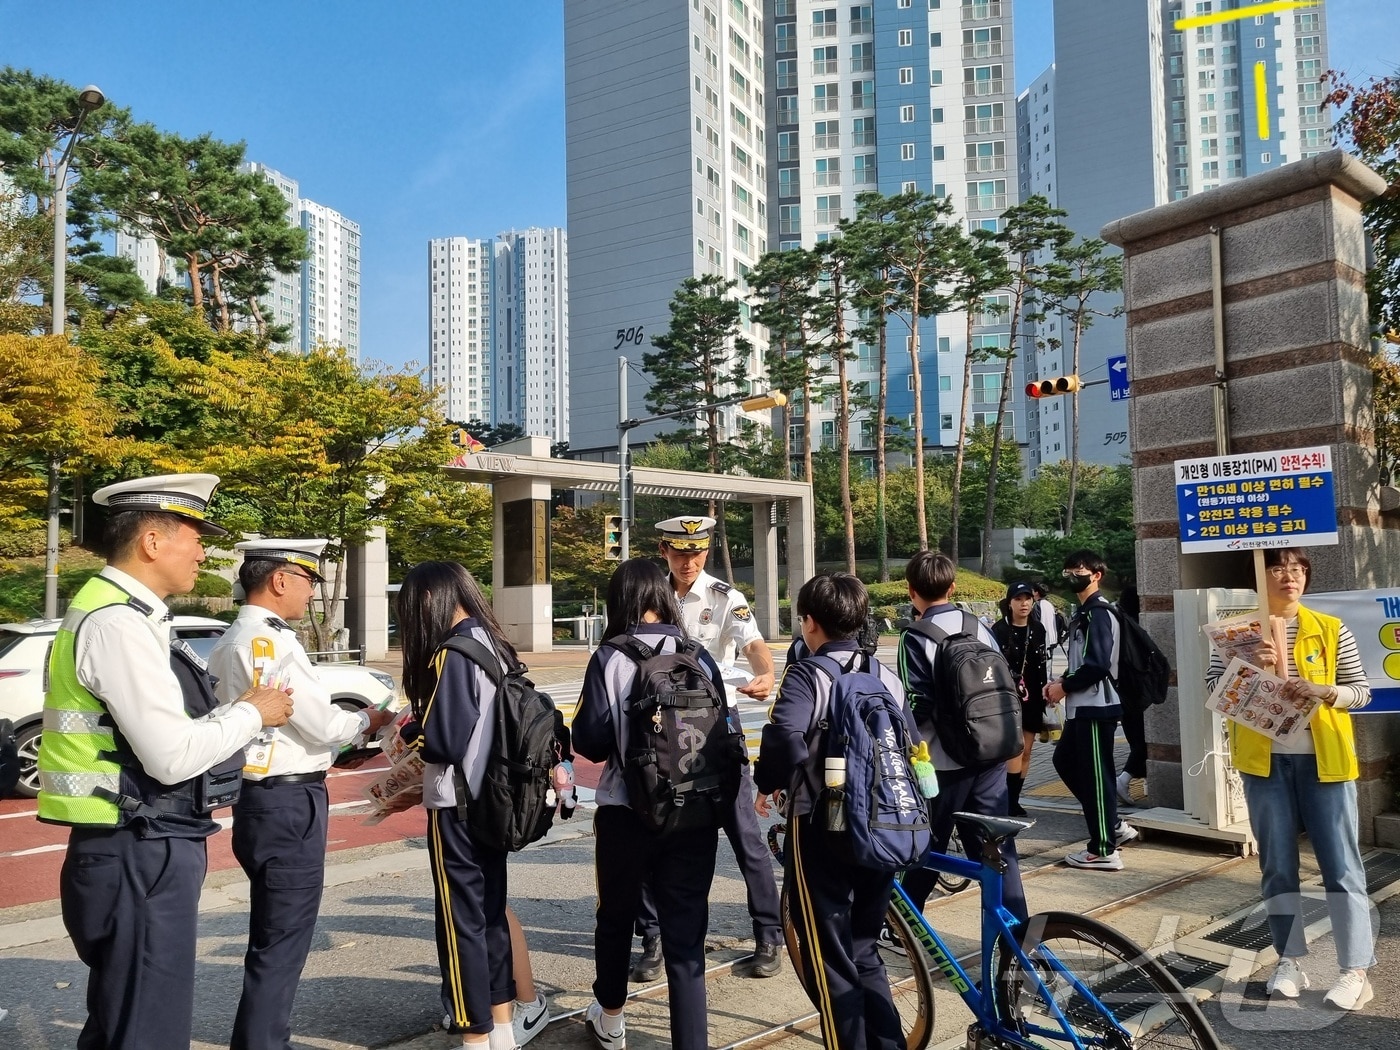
[73,567,263,785]
[675,568,764,665]
[209,603,367,779]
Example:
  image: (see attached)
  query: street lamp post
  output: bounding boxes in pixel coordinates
[615,354,786,560]
[44,84,105,620]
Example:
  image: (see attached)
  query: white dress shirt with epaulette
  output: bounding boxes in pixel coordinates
[208,603,366,778]
[675,568,765,665]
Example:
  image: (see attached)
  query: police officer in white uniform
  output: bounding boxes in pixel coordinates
[630,515,784,980]
[38,474,294,1050]
[209,539,395,1050]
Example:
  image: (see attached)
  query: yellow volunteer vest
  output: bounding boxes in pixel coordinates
[1228,605,1358,782]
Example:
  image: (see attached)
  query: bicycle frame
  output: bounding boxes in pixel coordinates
[892,848,1135,1050]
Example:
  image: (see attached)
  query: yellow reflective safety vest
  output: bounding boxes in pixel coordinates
[1227,605,1359,783]
[37,575,235,829]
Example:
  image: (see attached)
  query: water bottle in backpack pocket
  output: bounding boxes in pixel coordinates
[606,636,744,834]
[805,655,930,872]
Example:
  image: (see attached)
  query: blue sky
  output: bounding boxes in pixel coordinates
[1,0,1393,372]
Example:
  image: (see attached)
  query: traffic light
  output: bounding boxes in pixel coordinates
[604,515,623,560]
[1025,375,1081,398]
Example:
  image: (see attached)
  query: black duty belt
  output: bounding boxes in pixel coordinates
[246,771,328,787]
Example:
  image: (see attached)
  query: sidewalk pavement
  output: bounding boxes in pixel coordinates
[6,644,1399,1048]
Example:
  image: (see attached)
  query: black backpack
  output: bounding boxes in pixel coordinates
[0,718,19,797]
[437,636,561,852]
[1108,607,1171,712]
[605,636,744,834]
[907,613,1024,767]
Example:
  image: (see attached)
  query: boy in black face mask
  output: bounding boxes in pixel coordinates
[1044,550,1137,870]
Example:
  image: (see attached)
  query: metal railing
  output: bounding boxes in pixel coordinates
[963,79,1004,97]
[964,116,1005,134]
[962,42,1003,59]
[961,2,1002,20]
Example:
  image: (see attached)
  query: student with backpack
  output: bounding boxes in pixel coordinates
[755,572,923,1050]
[572,558,740,1050]
[1044,550,1138,870]
[397,561,522,1049]
[896,552,1028,920]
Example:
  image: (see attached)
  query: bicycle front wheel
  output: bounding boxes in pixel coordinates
[993,912,1221,1050]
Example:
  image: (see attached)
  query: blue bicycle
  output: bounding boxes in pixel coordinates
[776,813,1221,1050]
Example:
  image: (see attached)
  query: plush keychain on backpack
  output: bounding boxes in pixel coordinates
[552,759,577,819]
[910,741,939,799]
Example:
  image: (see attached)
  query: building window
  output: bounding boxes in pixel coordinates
[778,167,798,197]
[938,336,951,353]
[815,156,841,186]
[899,67,914,85]
[852,116,876,146]
[938,375,952,392]
[776,23,795,53]
[898,28,912,46]
[941,413,953,431]
[901,142,916,161]
[815,195,841,224]
[776,59,797,90]
[900,104,916,123]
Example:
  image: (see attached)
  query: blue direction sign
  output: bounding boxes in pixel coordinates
[1108,355,1130,401]
[1174,446,1339,553]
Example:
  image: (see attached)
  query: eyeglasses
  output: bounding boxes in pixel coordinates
[281,569,317,585]
[1061,569,1094,578]
[1266,565,1306,580]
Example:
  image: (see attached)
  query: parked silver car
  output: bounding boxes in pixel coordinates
[0,616,397,798]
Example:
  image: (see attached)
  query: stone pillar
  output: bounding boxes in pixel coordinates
[1103,150,1397,840]
[491,435,555,652]
[752,500,779,640]
[786,491,816,610]
[345,527,389,661]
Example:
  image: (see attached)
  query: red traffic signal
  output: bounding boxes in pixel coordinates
[1025,375,1081,398]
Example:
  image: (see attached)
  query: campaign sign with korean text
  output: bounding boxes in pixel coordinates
[1175,446,1338,554]
[1306,588,1400,716]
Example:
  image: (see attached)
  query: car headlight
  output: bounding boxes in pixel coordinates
[369,671,395,690]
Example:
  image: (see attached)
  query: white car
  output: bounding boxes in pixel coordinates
[0,616,398,799]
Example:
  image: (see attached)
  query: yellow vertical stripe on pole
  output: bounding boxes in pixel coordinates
[1255,62,1271,140]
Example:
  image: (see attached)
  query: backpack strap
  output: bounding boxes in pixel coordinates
[906,609,979,645]
[437,635,506,686]
[601,635,657,665]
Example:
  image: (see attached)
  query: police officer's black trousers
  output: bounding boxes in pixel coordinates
[900,762,1028,920]
[635,771,782,946]
[230,780,330,1050]
[427,807,515,1035]
[783,814,903,1050]
[594,804,718,1050]
[61,826,206,1050]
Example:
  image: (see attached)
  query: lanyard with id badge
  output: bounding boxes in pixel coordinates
[245,635,290,775]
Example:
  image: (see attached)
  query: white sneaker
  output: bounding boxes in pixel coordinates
[877,922,908,957]
[1116,770,1134,805]
[1114,821,1139,847]
[1266,957,1310,998]
[1324,968,1373,1011]
[513,993,550,1046]
[1064,849,1124,871]
[585,1001,627,1050]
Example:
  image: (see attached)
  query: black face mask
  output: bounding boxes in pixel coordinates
[1065,573,1095,593]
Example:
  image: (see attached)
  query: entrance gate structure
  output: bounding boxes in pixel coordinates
[443,435,816,652]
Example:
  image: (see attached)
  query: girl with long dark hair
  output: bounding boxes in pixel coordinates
[571,558,732,1050]
[398,561,520,1048]
[992,581,1049,816]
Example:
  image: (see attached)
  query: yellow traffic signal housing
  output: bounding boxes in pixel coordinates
[604,515,623,560]
[1025,375,1081,398]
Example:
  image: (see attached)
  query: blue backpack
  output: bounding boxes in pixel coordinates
[808,655,930,872]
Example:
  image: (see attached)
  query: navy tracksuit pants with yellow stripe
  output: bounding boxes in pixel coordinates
[427,807,515,1034]
[784,815,904,1050]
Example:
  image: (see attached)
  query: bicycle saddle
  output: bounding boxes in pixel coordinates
[952,812,1035,843]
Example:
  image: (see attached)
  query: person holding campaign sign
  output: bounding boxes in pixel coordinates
[1205,547,1375,1012]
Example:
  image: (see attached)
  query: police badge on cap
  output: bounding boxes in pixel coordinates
[234,538,330,582]
[93,473,228,536]
[656,515,716,552]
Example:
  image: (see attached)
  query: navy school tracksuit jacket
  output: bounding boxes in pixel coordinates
[1060,592,1122,723]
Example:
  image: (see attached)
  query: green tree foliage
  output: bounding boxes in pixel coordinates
[851,191,966,552]
[1325,71,1400,336]
[982,196,1072,574]
[386,476,493,584]
[72,124,307,334]
[551,502,624,610]
[1039,237,1123,532]
[0,68,128,209]
[450,419,526,449]
[1018,463,1135,592]
[644,274,752,580]
[0,334,121,531]
[0,180,48,334]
